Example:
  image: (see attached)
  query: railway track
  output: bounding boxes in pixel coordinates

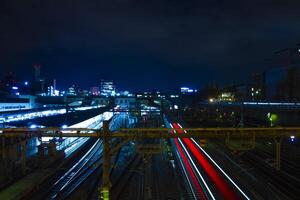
[172,139,209,200]
[47,139,103,199]
[21,113,134,200]
[152,155,170,200]
[111,154,143,200]
[47,113,132,199]
[241,150,300,199]
[254,141,300,177]
[211,139,299,199]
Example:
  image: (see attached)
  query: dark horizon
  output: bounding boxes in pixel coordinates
[1,0,300,91]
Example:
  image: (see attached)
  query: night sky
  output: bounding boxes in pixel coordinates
[1,0,300,91]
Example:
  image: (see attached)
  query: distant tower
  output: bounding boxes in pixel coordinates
[34,64,41,81]
[53,79,57,91]
[33,64,46,94]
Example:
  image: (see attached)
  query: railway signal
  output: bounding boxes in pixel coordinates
[200,139,206,147]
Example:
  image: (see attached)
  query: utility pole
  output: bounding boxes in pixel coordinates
[275,137,282,170]
[100,121,111,200]
[240,102,244,127]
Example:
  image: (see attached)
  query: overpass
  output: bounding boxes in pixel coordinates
[1,124,299,199]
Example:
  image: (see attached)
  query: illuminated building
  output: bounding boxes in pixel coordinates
[100,80,115,97]
[218,92,234,102]
[67,85,77,96]
[0,95,36,112]
[47,86,59,96]
[180,87,198,94]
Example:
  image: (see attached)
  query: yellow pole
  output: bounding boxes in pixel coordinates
[1,138,5,160]
[100,121,111,200]
[275,137,281,170]
[21,140,27,174]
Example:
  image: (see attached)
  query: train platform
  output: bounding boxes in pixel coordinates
[0,169,54,200]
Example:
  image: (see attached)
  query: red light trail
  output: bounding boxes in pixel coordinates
[172,123,240,200]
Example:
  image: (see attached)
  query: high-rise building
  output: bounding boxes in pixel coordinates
[47,86,54,96]
[67,85,77,96]
[258,66,300,101]
[252,72,266,101]
[100,80,115,96]
[34,64,41,81]
[261,44,300,101]
[32,65,45,95]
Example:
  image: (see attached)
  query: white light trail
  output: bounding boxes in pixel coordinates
[175,150,198,200]
[171,123,211,199]
[1,105,104,123]
[191,138,250,200]
[179,139,216,200]
[176,122,250,200]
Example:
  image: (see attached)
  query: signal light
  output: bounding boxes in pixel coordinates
[200,139,206,147]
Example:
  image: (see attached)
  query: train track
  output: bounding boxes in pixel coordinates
[172,139,208,200]
[257,150,299,178]
[211,139,299,199]
[47,139,103,199]
[152,155,167,200]
[241,150,300,199]
[137,168,145,200]
[22,113,134,200]
[111,154,143,200]
[47,113,132,199]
